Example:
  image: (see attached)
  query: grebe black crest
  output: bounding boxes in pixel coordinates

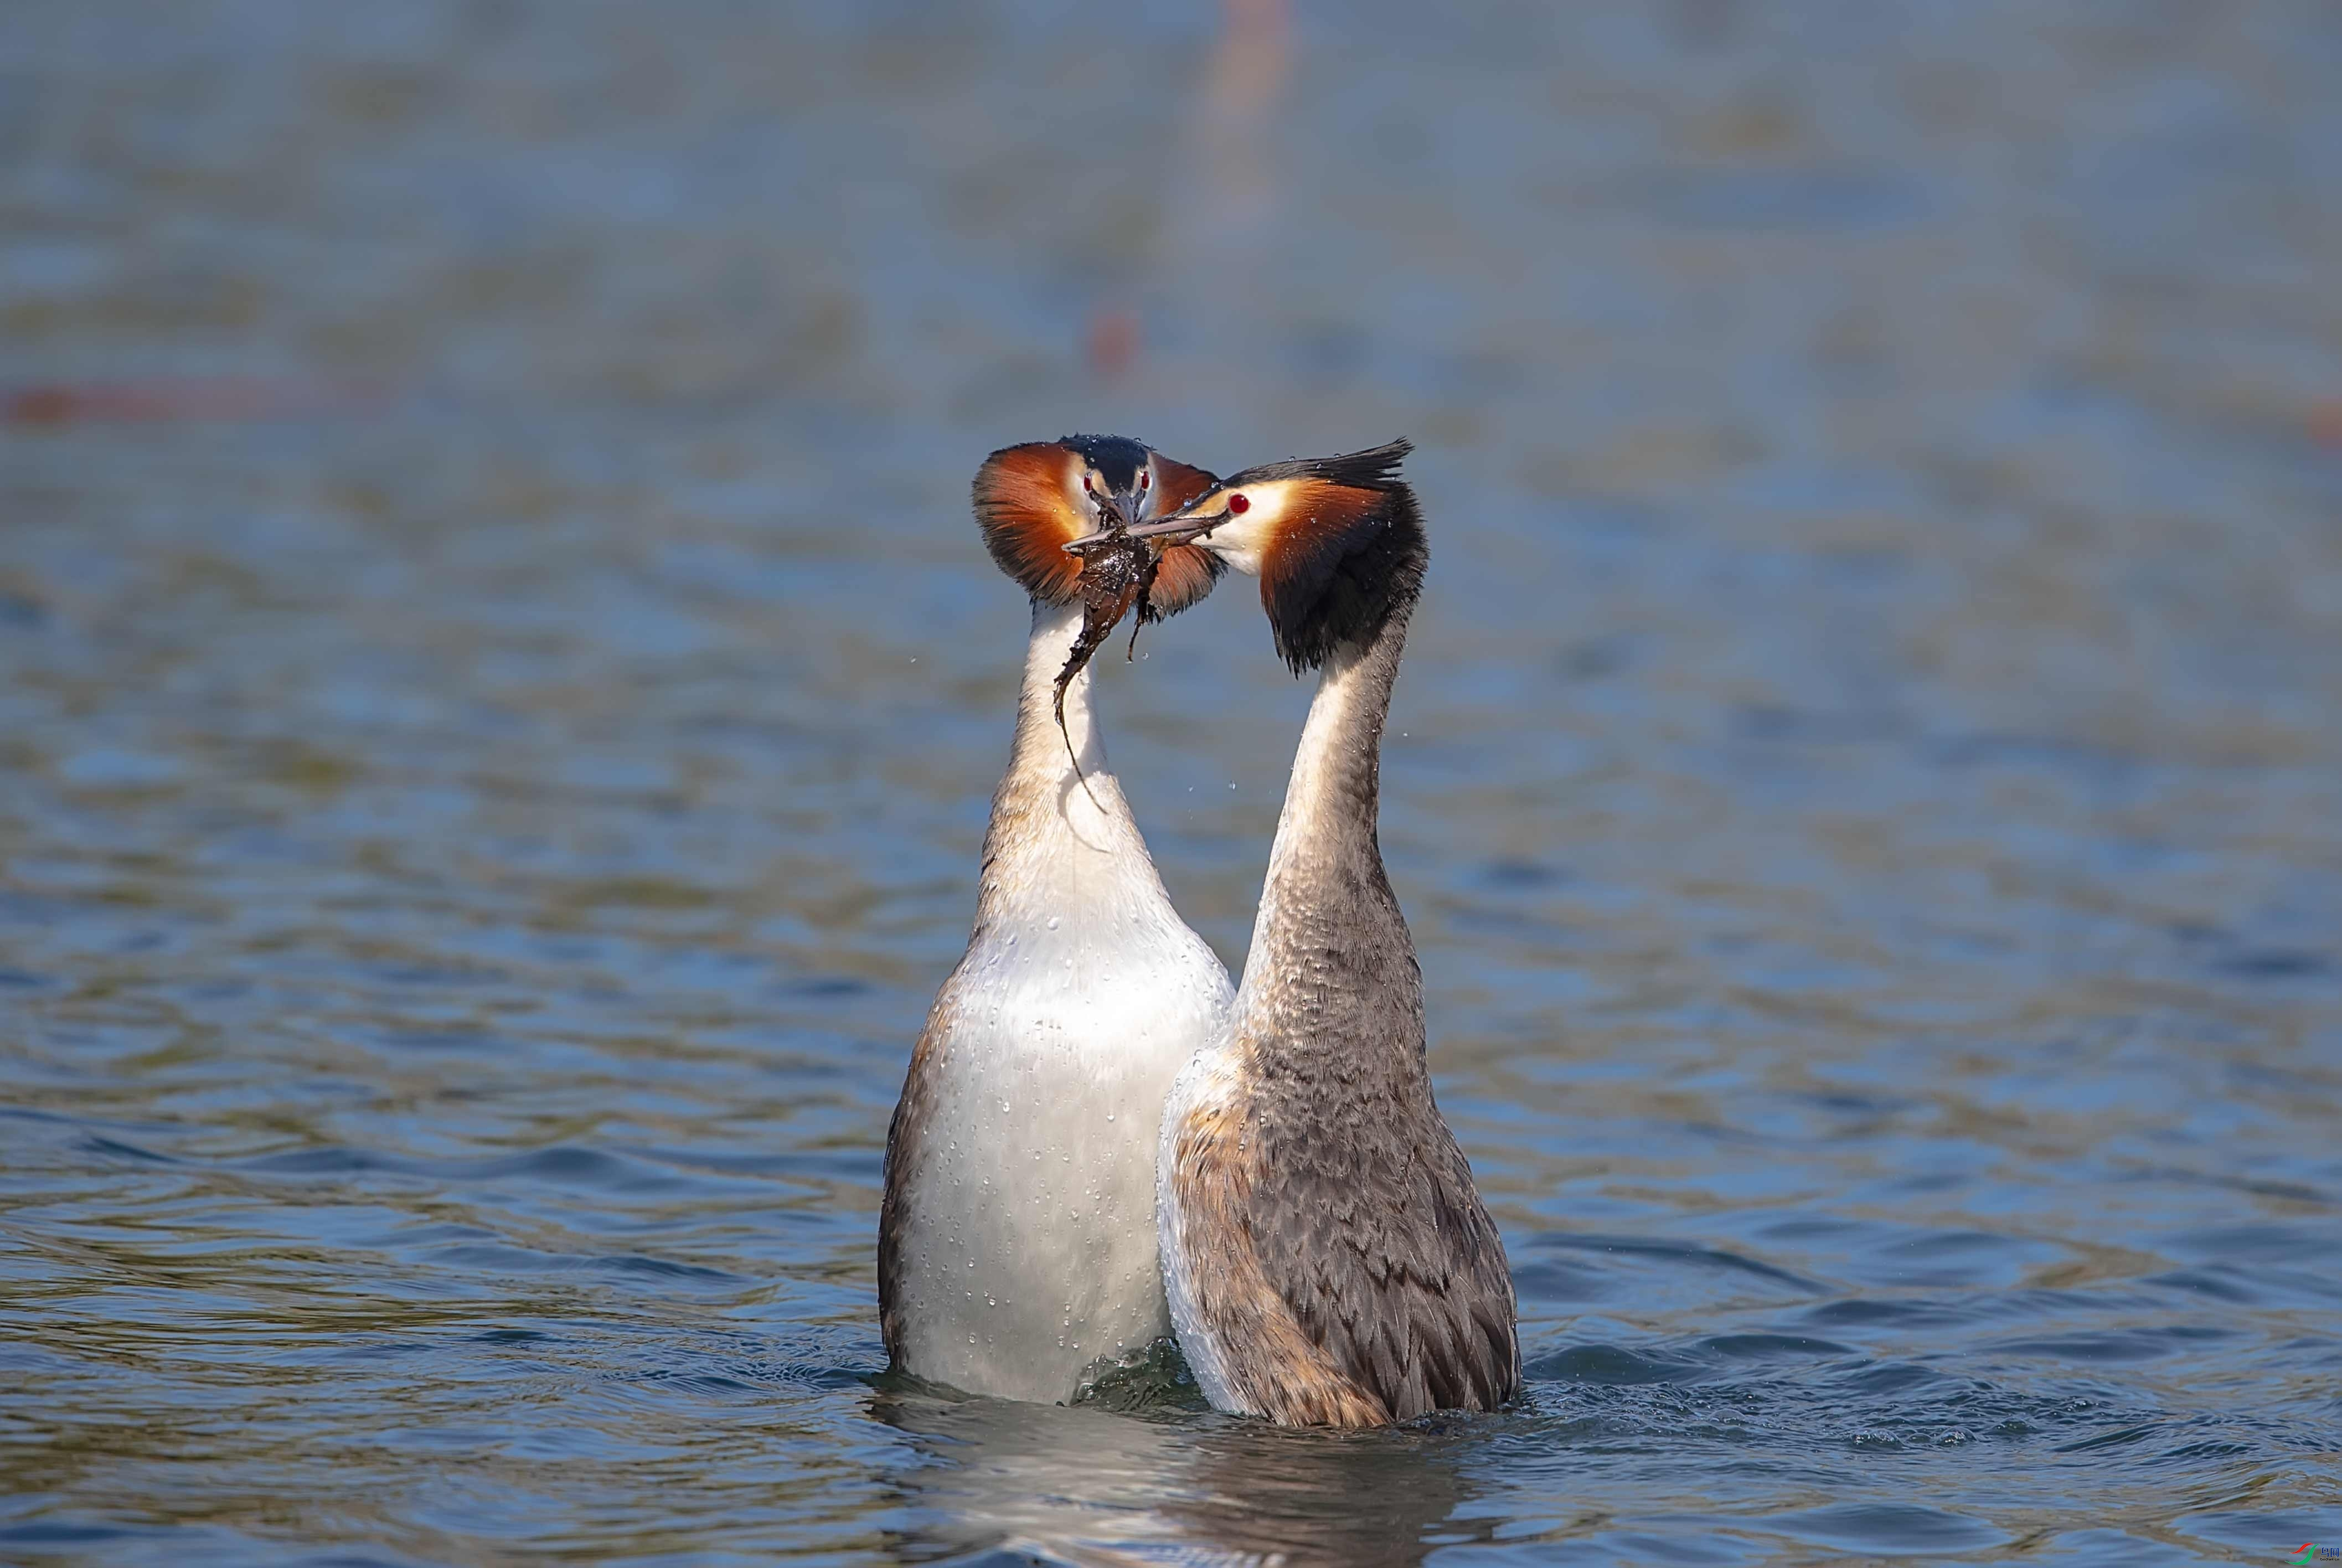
[877,437,1233,1404]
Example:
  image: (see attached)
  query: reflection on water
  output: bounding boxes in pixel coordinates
[5,1,2342,1564]
[874,1381,1482,1566]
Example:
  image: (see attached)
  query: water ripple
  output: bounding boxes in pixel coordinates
[4,1,2340,1564]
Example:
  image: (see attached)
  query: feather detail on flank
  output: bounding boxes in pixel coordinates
[1159,1049,1393,1427]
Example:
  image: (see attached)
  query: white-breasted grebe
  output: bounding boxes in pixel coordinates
[878,436,1236,1403]
[1116,440,1521,1427]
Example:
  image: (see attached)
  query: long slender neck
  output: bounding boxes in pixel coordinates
[972,600,1157,929]
[1235,606,1422,1072]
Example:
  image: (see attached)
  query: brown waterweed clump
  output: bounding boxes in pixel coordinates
[1053,528,1164,777]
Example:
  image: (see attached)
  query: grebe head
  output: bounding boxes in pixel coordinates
[1115,439,1425,671]
[973,436,1223,612]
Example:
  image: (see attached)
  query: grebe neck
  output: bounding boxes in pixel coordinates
[1233,605,1420,1074]
[972,600,1156,930]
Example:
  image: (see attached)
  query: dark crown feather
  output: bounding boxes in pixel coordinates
[1223,437,1413,494]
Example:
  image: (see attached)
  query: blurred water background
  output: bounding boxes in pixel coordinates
[4,2,2341,1563]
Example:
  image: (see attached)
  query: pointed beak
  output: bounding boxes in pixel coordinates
[1064,492,1230,553]
[1121,503,1229,544]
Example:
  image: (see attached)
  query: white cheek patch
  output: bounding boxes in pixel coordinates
[1214,538,1265,576]
[1201,515,1271,577]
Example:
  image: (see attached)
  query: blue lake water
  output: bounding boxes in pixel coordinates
[4,2,2340,1562]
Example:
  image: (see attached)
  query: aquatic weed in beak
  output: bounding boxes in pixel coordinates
[1054,529,1162,778]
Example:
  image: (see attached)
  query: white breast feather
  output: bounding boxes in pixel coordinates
[891,741,1230,1401]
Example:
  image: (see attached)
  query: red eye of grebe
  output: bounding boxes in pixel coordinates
[1227,492,1250,514]
[1082,475,1094,493]
[1139,470,1149,489]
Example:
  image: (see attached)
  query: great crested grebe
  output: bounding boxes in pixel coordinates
[879,436,1236,1404]
[1113,440,1520,1427]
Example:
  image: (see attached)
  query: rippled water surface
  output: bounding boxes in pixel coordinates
[6,3,2341,1563]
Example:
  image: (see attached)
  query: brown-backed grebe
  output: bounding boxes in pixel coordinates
[1115,440,1521,1427]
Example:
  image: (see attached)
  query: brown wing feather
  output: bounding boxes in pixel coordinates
[1244,1094,1520,1425]
[1168,1102,1394,1428]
